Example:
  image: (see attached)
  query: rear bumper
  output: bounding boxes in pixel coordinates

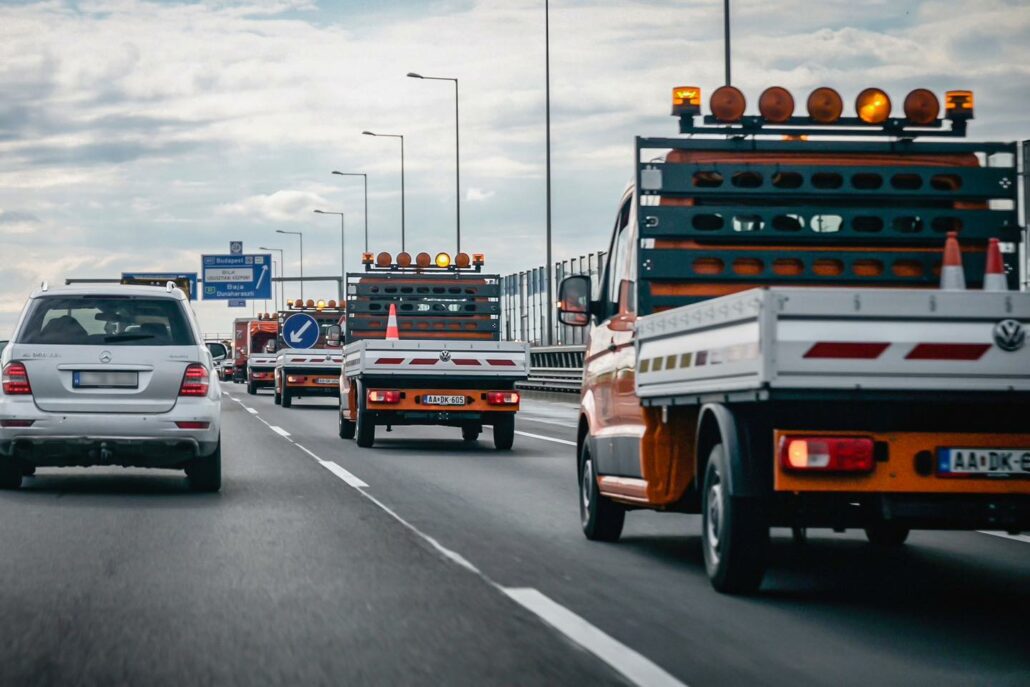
[364,410,515,427]
[248,368,275,387]
[0,397,220,467]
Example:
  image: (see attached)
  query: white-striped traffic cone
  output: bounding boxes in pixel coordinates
[982,238,1007,292]
[939,231,966,290]
[385,303,400,340]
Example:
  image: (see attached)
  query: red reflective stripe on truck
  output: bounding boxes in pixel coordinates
[487,359,517,366]
[905,343,991,360]
[452,359,481,366]
[375,357,404,364]
[410,358,438,365]
[803,342,889,359]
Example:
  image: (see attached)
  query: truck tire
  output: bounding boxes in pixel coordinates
[281,385,292,408]
[0,462,23,490]
[246,379,256,395]
[186,440,222,493]
[493,414,515,450]
[701,444,768,594]
[339,404,356,440]
[355,384,375,448]
[462,426,481,442]
[864,522,909,547]
[579,442,624,542]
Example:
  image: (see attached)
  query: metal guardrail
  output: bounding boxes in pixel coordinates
[518,344,585,392]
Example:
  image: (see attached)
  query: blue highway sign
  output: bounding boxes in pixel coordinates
[201,254,272,300]
[282,313,319,349]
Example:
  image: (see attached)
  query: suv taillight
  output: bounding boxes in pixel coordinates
[2,362,31,395]
[179,364,209,397]
[779,436,875,472]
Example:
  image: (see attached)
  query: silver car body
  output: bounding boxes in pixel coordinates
[0,284,220,469]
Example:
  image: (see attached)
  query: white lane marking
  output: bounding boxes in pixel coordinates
[270,425,291,438]
[320,460,370,489]
[294,443,323,462]
[503,588,688,687]
[515,430,576,447]
[519,415,578,429]
[245,407,258,415]
[980,531,1030,544]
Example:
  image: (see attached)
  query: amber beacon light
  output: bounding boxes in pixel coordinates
[758,86,794,123]
[806,87,844,124]
[710,85,746,123]
[945,90,974,119]
[856,88,891,124]
[903,88,940,125]
[672,86,701,116]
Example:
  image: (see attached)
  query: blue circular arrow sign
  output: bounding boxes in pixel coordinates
[282,313,319,349]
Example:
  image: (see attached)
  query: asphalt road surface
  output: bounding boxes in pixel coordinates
[0,386,1027,686]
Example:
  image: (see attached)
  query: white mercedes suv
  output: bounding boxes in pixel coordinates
[0,283,222,491]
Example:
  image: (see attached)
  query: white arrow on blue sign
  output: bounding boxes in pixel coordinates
[282,313,319,349]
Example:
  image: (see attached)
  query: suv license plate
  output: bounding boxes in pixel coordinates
[937,448,1030,477]
[423,395,466,406]
[74,371,139,389]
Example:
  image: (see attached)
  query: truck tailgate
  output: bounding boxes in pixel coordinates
[343,340,530,379]
[635,288,1030,401]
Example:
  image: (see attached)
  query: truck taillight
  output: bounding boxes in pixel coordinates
[179,364,209,397]
[368,390,401,404]
[2,362,31,395]
[779,436,874,472]
[487,391,520,405]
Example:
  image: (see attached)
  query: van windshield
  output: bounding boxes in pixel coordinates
[19,296,195,346]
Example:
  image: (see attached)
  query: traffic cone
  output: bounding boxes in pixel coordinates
[939,231,966,290]
[982,238,1007,291]
[385,303,400,340]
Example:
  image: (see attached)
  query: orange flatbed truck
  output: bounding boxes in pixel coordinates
[273,300,346,408]
[557,84,1030,593]
[334,251,529,450]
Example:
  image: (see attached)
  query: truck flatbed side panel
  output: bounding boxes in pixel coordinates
[636,288,1030,400]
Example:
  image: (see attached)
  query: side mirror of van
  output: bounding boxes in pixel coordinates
[326,325,342,347]
[557,275,592,327]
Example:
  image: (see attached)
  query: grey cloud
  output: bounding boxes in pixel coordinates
[0,210,41,224]
[13,139,205,167]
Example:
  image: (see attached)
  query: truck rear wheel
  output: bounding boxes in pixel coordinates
[281,385,292,408]
[492,414,515,450]
[579,442,624,542]
[864,522,909,547]
[246,379,256,395]
[339,403,356,440]
[702,444,768,594]
[355,384,375,448]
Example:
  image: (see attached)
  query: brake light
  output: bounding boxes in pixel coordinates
[368,390,401,404]
[175,421,210,429]
[779,436,874,472]
[178,364,209,397]
[2,362,31,395]
[486,391,520,405]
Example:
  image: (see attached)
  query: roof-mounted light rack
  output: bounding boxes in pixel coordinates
[361,251,485,272]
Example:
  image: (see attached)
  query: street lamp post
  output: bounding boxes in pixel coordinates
[313,209,346,303]
[331,171,368,252]
[362,131,405,252]
[276,230,304,301]
[259,246,286,310]
[407,72,460,254]
[544,0,554,345]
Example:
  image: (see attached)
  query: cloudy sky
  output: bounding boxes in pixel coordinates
[1,0,1028,335]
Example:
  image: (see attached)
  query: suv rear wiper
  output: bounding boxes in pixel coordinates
[103,334,155,342]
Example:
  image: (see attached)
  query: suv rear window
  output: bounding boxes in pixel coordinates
[18,296,195,346]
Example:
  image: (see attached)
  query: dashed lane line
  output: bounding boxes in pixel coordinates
[235,402,689,687]
[245,407,258,415]
[515,430,577,447]
[503,588,687,687]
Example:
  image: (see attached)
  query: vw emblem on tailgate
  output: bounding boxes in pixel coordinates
[99,350,112,363]
[439,350,452,362]
[992,319,1025,352]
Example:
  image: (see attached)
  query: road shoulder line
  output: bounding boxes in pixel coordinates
[515,430,576,447]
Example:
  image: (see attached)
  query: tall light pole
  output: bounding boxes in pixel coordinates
[362,131,405,252]
[724,0,732,85]
[313,209,346,303]
[259,246,286,310]
[544,0,554,344]
[331,171,368,252]
[407,72,460,254]
[276,230,304,301]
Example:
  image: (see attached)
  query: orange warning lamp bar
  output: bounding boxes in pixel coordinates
[856,88,891,124]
